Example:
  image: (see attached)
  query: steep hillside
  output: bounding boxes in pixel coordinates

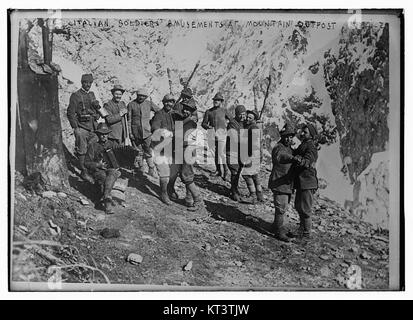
[24,17,390,229]
[12,166,389,288]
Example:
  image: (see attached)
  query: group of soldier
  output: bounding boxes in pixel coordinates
[67,73,319,242]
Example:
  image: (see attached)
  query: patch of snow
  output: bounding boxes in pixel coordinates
[317,142,353,205]
[355,151,389,229]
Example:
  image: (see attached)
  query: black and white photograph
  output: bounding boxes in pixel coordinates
[8,9,402,291]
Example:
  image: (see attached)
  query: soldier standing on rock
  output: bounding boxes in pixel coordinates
[151,94,176,205]
[84,123,121,214]
[201,92,231,181]
[101,84,128,146]
[170,87,199,204]
[268,123,296,242]
[127,88,159,177]
[241,110,264,203]
[226,105,247,202]
[168,98,205,211]
[290,123,319,240]
[67,73,100,184]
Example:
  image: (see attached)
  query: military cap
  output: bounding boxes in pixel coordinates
[135,88,149,97]
[81,74,93,82]
[110,84,125,94]
[279,123,296,137]
[235,105,246,116]
[212,92,224,101]
[181,98,197,111]
[95,123,112,135]
[246,109,259,120]
[162,94,175,103]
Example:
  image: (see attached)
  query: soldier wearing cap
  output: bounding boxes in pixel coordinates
[172,87,198,125]
[201,92,232,180]
[102,84,128,146]
[127,88,160,177]
[168,98,204,211]
[226,105,247,201]
[289,123,319,240]
[84,123,121,214]
[241,109,264,203]
[268,123,296,242]
[67,73,100,183]
[151,94,176,204]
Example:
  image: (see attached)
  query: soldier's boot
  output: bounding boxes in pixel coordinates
[302,217,312,239]
[186,183,204,212]
[229,174,241,202]
[79,155,94,184]
[103,170,119,200]
[159,177,172,205]
[288,219,304,238]
[184,185,194,207]
[272,214,290,242]
[104,197,115,215]
[167,178,179,201]
[146,157,157,178]
[253,176,265,202]
[243,176,257,204]
[222,164,229,181]
[230,188,241,202]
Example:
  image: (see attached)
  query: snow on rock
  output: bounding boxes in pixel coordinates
[317,142,353,205]
[353,151,389,229]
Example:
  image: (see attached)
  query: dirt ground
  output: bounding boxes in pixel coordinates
[11,163,389,290]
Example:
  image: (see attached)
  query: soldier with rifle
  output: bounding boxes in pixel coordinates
[168,98,205,211]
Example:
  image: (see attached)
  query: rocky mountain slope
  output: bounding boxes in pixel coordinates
[33,18,389,228]
[12,16,392,288]
[12,165,389,289]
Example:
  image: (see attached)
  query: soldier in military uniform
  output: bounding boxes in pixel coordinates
[84,123,121,214]
[168,98,204,211]
[241,110,264,203]
[102,84,128,146]
[151,94,176,204]
[67,73,100,183]
[226,105,247,201]
[127,88,159,177]
[201,92,231,180]
[268,123,296,242]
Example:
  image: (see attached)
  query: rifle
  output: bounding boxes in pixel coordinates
[258,75,272,121]
[173,60,201,108]
[121,114,131,146]
[167,68,173,95]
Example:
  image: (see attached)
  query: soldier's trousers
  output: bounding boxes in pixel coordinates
[169,163,194,185]
[294,189,315,219]
[93,168,121,199]
[273,193,291,216]
[75,127,98,155]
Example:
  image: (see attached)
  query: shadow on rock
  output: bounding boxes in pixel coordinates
[204,200,273,237]
[121,169,160,199]
[63,143,80,176]
[68,175,101,208]
[194,173,229,197]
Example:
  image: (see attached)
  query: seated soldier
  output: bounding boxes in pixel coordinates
[85,123,121,214]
